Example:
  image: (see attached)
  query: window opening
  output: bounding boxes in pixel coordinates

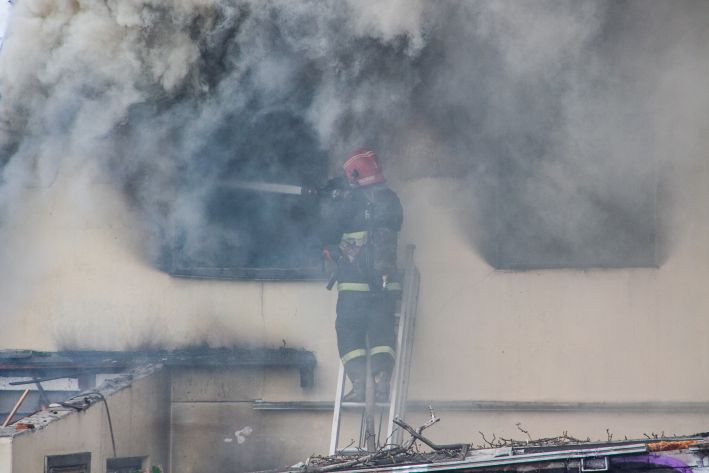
[107,456,145,473]
[45,452,91,473]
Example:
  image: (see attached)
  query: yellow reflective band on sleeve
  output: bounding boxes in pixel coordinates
[369,345,396,358]
[338,282,371,291]
[338,282,401,291]
[341,231,368,245]
[341,349,367,365]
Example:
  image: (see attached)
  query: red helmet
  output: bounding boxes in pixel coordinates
[343,149,385,187]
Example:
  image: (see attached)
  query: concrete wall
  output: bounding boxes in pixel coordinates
[0,439,11,473]
[8,370,170,473]
[170,367,331,473]
[1,120,708,469]
[4,165,709,460]
[165,159,709,468]
[393,165,709,441]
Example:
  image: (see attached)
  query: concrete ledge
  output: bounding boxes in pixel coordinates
[252,400,709,413]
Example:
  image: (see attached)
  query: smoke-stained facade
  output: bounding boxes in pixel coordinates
[0,0,708,459]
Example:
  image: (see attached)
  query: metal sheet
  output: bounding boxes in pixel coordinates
[295,444,649,473]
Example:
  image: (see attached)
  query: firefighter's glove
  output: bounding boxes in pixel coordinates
[323,247,343,274]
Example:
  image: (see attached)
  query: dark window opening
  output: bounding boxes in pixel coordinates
[481,153,658,270]
[46,452,91,473]
[107,456,145,473]
[163,110,330,281]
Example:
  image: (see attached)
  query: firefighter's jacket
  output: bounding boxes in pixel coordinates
[320,183,403,292]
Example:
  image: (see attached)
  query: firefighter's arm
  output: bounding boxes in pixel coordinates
[372,189,403,231]
[318,193,348,289]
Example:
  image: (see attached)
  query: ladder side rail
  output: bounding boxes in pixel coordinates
[391,266,419,445]
[386,302,408,445]
[386,246,416,441]
[386,248,413,439]
[329,361,347,455]
[364,342,376,452]
[386,266,419,444]
[386,245,419,444]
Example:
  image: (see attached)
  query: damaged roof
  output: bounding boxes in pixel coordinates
[0,364,158,439]
[0,346,316,387]
[286,435,709,473]
[0,346,317,436]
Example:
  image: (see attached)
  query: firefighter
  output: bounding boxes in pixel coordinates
[320,149,403,402]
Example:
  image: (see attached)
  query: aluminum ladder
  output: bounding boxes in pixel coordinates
[328,244,420,455]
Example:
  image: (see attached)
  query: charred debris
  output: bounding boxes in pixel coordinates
[285,412,709,473]
[0,346,316,430]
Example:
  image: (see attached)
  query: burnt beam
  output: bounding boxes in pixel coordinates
[0,347,317,389]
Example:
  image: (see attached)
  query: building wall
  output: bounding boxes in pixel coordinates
[8,370,170,473]
[170,367,332,473]
[0,438,11,473]
[1,132,708,468]
[392,162,709,441]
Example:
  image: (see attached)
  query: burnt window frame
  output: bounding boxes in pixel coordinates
[164,186,328,281]
[45,452,91,473]
[106,456,145,473]
[160,107,331,282]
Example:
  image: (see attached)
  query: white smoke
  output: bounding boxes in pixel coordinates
[0,0,430,347]
[0,1,10,48]
[0,0,707,348]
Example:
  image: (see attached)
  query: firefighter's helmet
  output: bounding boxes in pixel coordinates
[343,149,385,187]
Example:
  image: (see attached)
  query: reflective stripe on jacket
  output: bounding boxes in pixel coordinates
[337,282,402,292]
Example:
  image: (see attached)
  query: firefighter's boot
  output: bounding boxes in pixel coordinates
[374,370,390,403]
[343,376,365,402]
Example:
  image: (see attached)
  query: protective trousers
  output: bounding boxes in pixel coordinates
[335,290,396,384]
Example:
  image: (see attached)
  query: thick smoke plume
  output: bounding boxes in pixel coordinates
[0,1,707,347]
